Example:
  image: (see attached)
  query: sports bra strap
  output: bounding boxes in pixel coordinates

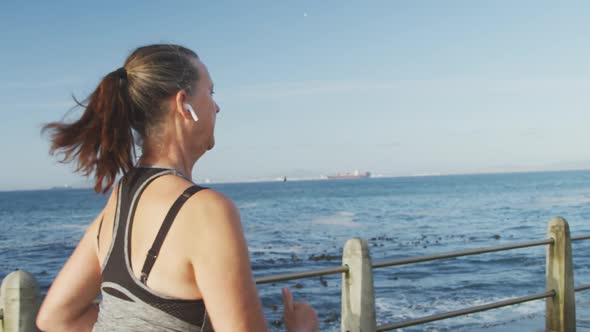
[140,185,206,284]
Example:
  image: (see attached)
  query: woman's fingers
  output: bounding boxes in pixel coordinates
[282,288,319,332]
[282,287,294,313]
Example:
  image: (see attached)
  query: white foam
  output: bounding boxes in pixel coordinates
[248,246,304,254]
[374,293,544,328]
[311,211,360,227]
[42,223,87,231]
[537,195,590,207]
[237,202,258,209]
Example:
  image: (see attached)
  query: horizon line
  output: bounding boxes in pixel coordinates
[2,167,589,193]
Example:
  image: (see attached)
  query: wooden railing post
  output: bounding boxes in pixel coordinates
[546,217,576,332]
[341,238,377,332]
[0,270,41,332]
[1,284,3,332]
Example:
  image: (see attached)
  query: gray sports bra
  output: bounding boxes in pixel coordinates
[93,167,213,332]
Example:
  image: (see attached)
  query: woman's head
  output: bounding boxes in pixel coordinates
[123,45,199,138]
[43,44,218,193]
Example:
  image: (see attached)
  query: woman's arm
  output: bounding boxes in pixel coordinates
[36,213,103,332]
[185,190,269,331]
[185,189,318,332]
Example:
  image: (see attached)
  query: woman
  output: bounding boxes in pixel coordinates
[36,44,319,332]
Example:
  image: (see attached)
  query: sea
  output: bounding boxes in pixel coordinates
[1,170,590,331]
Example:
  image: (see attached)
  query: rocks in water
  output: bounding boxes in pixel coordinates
[270,304,278,312]
[294,282,304,289]
[492,234,501,240]
[256,252,348,266]
[323,312,339,323]
[308,253,341,262]
[370,236,394,241]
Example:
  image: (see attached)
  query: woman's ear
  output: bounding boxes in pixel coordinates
[174,89,191,120]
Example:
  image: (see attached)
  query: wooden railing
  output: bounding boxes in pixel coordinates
[1,217,588,331]
[253,217,589,332]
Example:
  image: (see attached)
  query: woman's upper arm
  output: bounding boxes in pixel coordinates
[186,190,268,332]
[37,212,103,328]
[41,182,120,312]
[37,182,120,330]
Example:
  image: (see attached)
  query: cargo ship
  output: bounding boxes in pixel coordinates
[326,170,371,180]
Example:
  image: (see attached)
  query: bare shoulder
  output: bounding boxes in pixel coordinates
[185,188,240,222]
[178,188,244,250]
[88,182,119,226]
[97,181,120,217]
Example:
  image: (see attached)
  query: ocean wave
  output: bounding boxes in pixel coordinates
[311,211,361,227]
[249,246,304,254]
[238,201,259,209]
[537,195,590,207]
[374,293,544,330]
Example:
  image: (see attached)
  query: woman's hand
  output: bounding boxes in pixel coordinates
[282,287,319,332]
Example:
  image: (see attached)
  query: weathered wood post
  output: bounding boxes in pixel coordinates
[341,238,377,332]
[0,270,41,332]
[1,281,4,332]
[546,217,576,332]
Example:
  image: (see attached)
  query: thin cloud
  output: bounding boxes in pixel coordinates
[220,79,590,102]
[0,76,81,89]
[0,100,75,113]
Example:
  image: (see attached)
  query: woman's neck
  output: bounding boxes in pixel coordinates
[139,133,207,181]
[138,152,201,182]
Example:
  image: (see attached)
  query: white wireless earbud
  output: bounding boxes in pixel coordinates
[183,103,199,122]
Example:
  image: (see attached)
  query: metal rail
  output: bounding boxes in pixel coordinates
[376,290,555,331]
[572,234,590,241]
[254,235,590,285]
[255,265,348,284]
[251,234,590,330]
[575,284,590,292]
[372,238,554,269]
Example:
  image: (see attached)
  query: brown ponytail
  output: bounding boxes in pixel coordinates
[43,44,200,194]
[43,69,135,193]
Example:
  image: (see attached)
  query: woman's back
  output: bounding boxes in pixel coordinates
[97,167,205,300]
[94,166,212,331]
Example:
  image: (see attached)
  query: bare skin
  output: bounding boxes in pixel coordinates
[36,59,319,332]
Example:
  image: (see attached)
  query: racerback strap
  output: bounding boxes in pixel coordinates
[140,185,205,284]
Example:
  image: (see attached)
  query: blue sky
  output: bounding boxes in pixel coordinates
[1,1,590,190]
